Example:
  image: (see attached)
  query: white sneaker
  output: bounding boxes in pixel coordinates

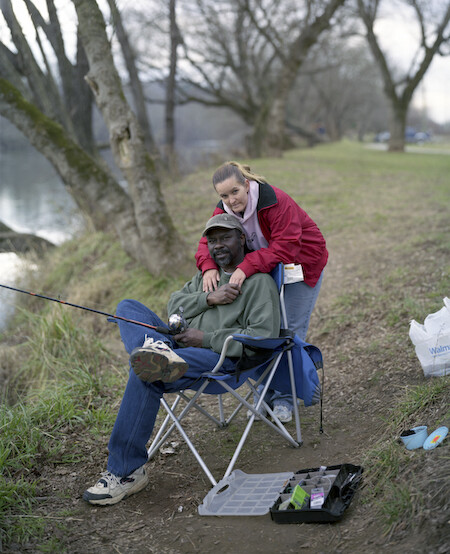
[83,466,148,506]
[272,404,293,423]
[130,337,188,383]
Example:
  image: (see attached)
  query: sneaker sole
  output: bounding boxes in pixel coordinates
[83,474,149,506]
[130,348,188,383]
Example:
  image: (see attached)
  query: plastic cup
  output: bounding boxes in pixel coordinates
[400,426,428,450]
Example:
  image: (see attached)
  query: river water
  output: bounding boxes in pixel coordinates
[0,149,82,330]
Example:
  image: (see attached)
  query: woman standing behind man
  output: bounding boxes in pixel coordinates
[195,161,328,422]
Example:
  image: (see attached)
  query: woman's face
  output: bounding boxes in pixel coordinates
[214,176,250,214]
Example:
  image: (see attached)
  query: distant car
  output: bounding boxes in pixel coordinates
[404,126,417,142]
[404,126,433,143]
[373,129,431,144]
[411,131,431,144]
[374,131,390,143]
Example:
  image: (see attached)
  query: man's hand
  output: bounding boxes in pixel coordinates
[174,328,204,348]
[202,269,220,292]
[206,283,241,305]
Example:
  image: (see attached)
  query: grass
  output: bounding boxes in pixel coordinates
[0,349,123,546]
[1,140,449,550]
[366,379,449,484]
[362,377,449,535]
[0,478,42,546]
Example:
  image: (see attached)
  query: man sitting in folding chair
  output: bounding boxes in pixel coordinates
[83,213,282,506]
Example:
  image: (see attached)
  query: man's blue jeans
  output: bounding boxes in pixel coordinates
[107,299,237,477]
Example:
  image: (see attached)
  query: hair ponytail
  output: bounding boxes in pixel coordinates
[212,161,267,187]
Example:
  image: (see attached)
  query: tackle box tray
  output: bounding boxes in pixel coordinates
[198,463,363,523]
[270,463,363,523]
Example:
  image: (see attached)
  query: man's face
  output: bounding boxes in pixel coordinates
[206,228,245,271]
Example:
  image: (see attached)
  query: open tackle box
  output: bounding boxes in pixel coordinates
[198,463,363,523]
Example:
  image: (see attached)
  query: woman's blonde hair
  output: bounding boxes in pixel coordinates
[212,161,267,187]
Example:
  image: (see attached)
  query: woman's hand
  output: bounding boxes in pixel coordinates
[202,269,220,292]
[229,268,247,288]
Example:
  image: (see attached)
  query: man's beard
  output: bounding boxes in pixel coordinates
[212,248,232,267]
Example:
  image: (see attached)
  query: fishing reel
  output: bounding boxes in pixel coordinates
[168,311,188,334]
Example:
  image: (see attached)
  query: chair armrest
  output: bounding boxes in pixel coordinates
[210,334,293,375]
[232,334,291,350]
[210,335,237,373]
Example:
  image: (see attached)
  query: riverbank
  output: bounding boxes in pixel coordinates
[1,141,449,552]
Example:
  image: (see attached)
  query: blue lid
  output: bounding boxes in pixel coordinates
[423,426,448,450]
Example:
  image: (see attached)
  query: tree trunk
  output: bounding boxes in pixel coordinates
[246,0,346,157]
[247,68,300,158]
[164,0,180,173]
[247,100,270,158]
[73,34,95,153]
[285,121,322,147]
[0,78,142,258]
[26,0,78,136]
[325,112,341,142]
[106,0,160,166]
[73,0,190,276]
[2,0,96,154]
[0,0,65,125]
[265,94,289,157]
[388,104,408,152]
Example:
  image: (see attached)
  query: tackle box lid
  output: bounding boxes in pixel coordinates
[198,463,363,523]
[198,469,293,516]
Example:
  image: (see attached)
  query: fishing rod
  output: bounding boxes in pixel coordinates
[0,283,184,335]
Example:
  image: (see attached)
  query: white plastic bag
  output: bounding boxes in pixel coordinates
[409,297,450,377]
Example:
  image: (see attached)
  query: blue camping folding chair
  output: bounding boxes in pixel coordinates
[146,264,323,486]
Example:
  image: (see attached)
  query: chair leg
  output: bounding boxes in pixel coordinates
[286,349,303,445]
[218,395,225,424]
[147,383,211,459]
[147,382,226,486]
[219,380,299,447]
[180,391,224,426]
[147,395,182,460]
[279,285,303,444]
[160,397,218,487]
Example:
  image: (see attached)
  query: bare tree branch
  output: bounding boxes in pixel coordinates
[1,0,61,120]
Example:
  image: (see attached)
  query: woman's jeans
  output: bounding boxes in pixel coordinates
[107,299,236,477]
[262,271,324,409]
